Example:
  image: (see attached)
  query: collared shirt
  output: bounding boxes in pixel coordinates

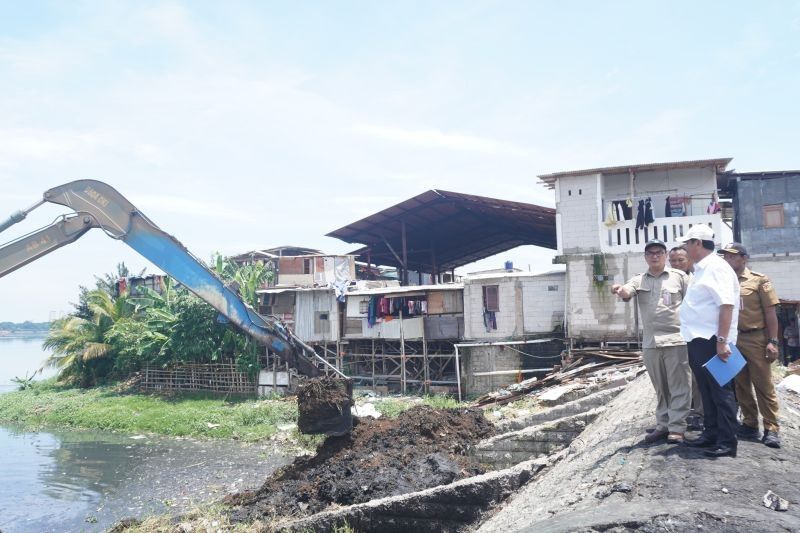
[737,268,779,331]
[622,268,688,348]
[680,252,740,343]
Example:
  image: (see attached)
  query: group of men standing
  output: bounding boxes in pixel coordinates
[611,224,782,458]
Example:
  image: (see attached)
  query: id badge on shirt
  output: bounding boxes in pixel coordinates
[662,290,672,306]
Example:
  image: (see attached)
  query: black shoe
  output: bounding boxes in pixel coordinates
[704,445,737,458]
[737,424,760,440]
[763,430,781,449]
[687,416,704,432]
[684,435,717,448]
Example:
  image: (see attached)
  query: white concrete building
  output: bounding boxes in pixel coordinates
[538,158,732,344]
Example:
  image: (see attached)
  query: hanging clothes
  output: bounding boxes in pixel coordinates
[644,197,655,225]
[483,310,497,332]
[621,200,633,220]
[665,196,672,218]
[604,202,618,227]
[669,196,687,217]
[707,191,721,214]
[636,199,646,230]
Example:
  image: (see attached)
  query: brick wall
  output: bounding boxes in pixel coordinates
[462,345,521,395]
[521,273,565,333]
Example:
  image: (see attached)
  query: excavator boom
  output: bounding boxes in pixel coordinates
[0,180,343,379]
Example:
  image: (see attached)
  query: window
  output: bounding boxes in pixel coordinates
[303,258,312,274]
[763,204,784,228]
[548,285,559,292]
[359,300,369,314]
[483,285,500,311]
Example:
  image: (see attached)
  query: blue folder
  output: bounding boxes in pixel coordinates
[703,343,746,386]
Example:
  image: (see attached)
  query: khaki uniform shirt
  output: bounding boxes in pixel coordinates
[737,268,779,331]
[623,267,689,348]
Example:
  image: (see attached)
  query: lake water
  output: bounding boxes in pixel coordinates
[0,336,56,393]
[0,337,292,532]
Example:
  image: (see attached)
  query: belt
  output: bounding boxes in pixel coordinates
[738,327,764,334]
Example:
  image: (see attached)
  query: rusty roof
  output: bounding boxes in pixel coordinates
[537,158,733,189]
[326,189,556,272]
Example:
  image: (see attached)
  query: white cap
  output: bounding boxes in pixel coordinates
[677,224,715,242]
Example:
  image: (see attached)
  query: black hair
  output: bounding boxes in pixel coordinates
[669,245,688,253]
[701,240,715,251]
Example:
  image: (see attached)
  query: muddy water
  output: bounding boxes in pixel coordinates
[0,425,293,532]
[0,336,56,393]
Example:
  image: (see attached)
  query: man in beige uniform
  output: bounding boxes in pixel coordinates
[613,239,691,444]
[718,243,782,449]
[669,245,703,431]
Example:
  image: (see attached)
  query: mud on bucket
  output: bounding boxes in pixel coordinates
[297,376,353,436]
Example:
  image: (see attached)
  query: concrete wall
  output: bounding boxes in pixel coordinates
[735,176,800,256]
[564,252,647,340]
[746,256,800,301]
[556,174,602,254]
[462,345,522,394]
[463,276,523,340]
[521,272,566,333]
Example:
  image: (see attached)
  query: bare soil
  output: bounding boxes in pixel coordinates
[228,405,495,522]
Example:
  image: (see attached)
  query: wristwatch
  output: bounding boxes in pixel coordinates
[768,338,779,346]
[716,336,727,344]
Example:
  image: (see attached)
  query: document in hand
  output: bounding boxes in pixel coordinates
[703,343,746,387]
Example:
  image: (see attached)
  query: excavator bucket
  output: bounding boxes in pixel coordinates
[297,377,354,436]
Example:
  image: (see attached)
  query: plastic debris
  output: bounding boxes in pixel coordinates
[763,490,789,511]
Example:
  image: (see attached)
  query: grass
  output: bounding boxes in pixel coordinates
[0,379,298,442]
[374,394,469,418]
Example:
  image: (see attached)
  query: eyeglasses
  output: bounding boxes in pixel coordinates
[645,250,665,257]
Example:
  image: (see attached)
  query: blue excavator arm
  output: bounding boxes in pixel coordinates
[0,179,343,379]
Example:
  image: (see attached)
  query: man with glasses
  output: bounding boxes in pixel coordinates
[677,225,740,458]
[612,239,691,444]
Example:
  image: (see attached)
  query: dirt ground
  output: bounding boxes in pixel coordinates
[227,405,495,522]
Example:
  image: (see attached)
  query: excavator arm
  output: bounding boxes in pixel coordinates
[0,180,343,379]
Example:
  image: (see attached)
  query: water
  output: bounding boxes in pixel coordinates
[0,425,291,532]
[0,337,292,532]
[0,336,56,393]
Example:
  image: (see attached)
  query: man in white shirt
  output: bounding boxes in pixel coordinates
[677,225,740,458]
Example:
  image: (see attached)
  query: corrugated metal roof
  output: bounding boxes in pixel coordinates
[465,269,566,281]
[537,158,733,189]
[327,189,556,272]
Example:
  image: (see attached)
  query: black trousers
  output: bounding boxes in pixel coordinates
[688,336,738,447]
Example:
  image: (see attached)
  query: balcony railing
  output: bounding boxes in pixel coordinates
[601,214,723,254]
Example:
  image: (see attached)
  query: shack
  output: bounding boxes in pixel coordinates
[341,283,465,394]
[458,270,566,395]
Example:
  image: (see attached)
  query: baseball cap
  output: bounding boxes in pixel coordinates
[717,242,748,256]
[676,224,714,242]
[644,239,667,252]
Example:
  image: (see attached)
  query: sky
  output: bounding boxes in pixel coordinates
[1,1,799,322]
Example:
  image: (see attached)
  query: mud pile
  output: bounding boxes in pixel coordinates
[229,405,495,522]
[296,376,353,436]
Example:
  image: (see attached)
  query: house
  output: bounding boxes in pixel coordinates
[538,158,732,345]
[458,270,566,395]
[229,246,356,288]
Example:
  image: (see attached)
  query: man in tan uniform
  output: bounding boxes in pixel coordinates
[669,244,702,430]
[718,243,781,449]
[612,239,691,444]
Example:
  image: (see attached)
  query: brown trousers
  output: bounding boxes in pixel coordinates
[735,330,780,432]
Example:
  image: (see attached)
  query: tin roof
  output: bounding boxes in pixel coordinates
[326,189,556,272]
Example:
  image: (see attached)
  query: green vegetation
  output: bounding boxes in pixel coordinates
[42,259,273,387]
[0,320,50,334]
[374,394,469,417]
[0,379,296,442]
